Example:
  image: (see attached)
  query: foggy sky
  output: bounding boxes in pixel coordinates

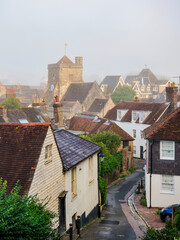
[0,0,180,85]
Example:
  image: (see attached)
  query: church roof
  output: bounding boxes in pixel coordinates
[100,76,121,94]
[57,55,73,64]
[62,82,94,104]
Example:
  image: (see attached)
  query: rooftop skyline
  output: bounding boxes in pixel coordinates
[0,0,180,85]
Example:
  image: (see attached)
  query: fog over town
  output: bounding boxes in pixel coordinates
[0,0,180,85]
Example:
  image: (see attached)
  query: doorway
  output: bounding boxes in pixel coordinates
[59,195,66,234]
[140,146,143,159]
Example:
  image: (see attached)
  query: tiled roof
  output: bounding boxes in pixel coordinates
[0,123,49,195]
[69,115,134,141]
[88,98,108,113]
[138,68,158,85]
[54,129,101,170]
[100,76,121,94]
[0,108,50,123]
[105,101,170,125]
[69,115,99,132]
[145,107,180,140]
[125,75,138,84]
[62,82,94,103]
[57,55,73,64]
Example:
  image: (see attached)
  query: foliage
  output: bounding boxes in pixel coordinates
[143,221,179,240]
[1,97,21,109]
[89,131,121,155]
[155,209,161,215]
[0,179,59,240]
[128,166,136,173]
[174,209,180,231]
[99,176,107,205]
[140,197,147,207]
[111,85,136,104]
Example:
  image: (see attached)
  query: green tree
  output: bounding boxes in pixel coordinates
[1,97,21,109]
[0,179,59,240]
[111,85,136,104]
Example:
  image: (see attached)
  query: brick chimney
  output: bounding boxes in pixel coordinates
[53,95,63,128]
[75,56,83,66]
[134,96,139,102]
[166,82,178,111]
[32,96,47,113]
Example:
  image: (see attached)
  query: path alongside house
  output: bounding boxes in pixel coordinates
[80,167,144,240]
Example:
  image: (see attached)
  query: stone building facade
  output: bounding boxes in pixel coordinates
[45,56,83,106]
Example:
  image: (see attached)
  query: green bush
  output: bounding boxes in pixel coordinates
[174,209,180,231]
[1,97,21,109]
[0,179,59,240]
[140,197,147,206]
[143,221,179,240]
[156,209,161,215]
[129,166,136,173]
[99,176,107,205]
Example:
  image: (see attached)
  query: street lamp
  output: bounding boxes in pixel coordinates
[99,152,104,177]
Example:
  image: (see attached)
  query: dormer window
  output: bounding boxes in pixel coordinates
[117,109,128,121]
[132,111,139,122]
[19,119,29,123]
[37,115,45,123]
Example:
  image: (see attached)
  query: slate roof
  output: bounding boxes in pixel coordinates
[105,101,170,125]
[0,107,50,123]
[68,115,134,141]
[0,123,50,195]
[88,98,108,113]
[145,107,180,140]
[125,75,138,85]
[54,129,101,170]
[57,55,73,65]
[62,82,94,103]
[100,76,121,94]
[138,69,158,85]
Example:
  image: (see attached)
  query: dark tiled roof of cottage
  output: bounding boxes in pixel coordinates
[145,107,180,140]
[54,129,101,170]
[100,76,121,94]
[0,123,49,195]
[125,75,138,84]
[105,101,170,125]
[0,108,50,123]
[69,115,99,132]
[69,115,133,141]
[57,55,73,64]
[62,82,94,104]
[90,121,134,141]
[88,98,108,113]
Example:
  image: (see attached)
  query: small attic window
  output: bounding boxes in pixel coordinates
[19,119,29,123]
[37,115,45,123]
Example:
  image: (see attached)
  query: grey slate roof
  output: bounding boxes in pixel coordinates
[88,98,108,113]
[54,129,101,170]
[62,82,94,103]
[100,76,121,94]
[0,108,50,123]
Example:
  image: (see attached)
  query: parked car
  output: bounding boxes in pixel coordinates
[160,204,180,222]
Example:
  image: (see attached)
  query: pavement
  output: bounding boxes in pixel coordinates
[79,159,145,240]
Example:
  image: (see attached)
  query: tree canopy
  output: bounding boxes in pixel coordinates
[1,97,21,109]
[0,179,58,240]
[111,85,136,104]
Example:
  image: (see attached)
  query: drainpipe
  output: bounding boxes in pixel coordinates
[149,140,154,208]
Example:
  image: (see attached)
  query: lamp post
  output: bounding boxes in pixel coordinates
[99,152,104,177]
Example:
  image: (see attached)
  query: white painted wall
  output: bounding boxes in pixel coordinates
[114,121,150,158]
[146,173,180,207]
[65,154,98,229]
[28,126,65,228]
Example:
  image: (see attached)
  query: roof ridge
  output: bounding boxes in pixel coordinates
[0,122,50,126]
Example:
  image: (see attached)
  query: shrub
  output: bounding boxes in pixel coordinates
[99,176,107,205]
[174,209,180,231]
[129,166,136,173]
[140,197,147,206]
[156,209,161,215]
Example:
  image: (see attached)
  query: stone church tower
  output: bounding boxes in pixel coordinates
[45,55,83,105]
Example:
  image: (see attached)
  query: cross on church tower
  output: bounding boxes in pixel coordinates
[64,43,68,55]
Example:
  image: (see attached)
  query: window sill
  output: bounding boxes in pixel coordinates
[160,191,175,195]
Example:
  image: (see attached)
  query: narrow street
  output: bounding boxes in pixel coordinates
[80,162,144,240]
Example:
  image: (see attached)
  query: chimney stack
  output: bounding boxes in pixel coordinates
[32,96,47,113]
[53,96,63,128]
[166,82,178,111]
[75,56,83,66]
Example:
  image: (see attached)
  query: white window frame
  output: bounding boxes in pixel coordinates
[161,175,174,194]
[133,146,136,155]
[140,130,144,139]
[160,141,175,160]
[132,111,139,122]
[133,129,136,138]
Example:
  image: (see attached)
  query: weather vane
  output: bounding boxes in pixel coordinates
[64,43,68,55]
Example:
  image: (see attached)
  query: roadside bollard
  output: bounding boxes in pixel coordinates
[76,216,81,236]
[138,182,141,193]
[69,223,73,240]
